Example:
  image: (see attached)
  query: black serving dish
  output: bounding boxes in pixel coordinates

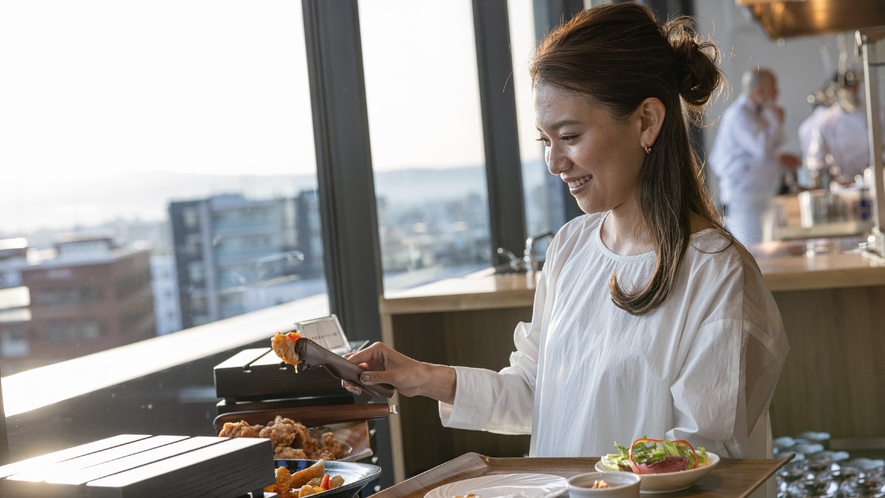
[274,459,382,498]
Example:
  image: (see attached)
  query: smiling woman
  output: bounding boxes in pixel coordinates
[340,4,790,481]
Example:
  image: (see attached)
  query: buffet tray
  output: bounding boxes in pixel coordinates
[0,434,273,498]
[368,452,793,498]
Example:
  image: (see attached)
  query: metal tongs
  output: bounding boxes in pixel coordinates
[292,337,395,398]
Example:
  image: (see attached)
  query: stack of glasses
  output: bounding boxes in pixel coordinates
[774,432,885,497]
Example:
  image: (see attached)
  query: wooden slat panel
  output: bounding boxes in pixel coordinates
[85,437,273,498]
[0,435,150,480]
[0,436,274,498]
[46,437,223,485]
[8,436,187,483]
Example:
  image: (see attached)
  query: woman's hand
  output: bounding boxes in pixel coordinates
[343,342,456,404]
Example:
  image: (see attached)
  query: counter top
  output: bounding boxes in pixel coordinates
[380,240,885,314]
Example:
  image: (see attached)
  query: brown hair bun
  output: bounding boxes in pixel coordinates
[664,17,722,117]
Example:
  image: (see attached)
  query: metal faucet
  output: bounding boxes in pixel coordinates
[524,230,554,277]
[496,230,555,275]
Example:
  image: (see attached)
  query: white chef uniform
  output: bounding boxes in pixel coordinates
[798,105,830,160]
[806,103,885,183]
[439,213,789,462]
[710,93,787,245]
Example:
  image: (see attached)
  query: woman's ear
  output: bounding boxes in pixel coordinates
[638,97,666,147]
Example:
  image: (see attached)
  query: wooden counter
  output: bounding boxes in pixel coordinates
[379,241,885,482]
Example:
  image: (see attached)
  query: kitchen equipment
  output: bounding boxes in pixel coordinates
[0,434,273,498]
[213,314,372,414]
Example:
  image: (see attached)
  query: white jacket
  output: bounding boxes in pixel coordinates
[440,213,789,459]
[710,93,786,203]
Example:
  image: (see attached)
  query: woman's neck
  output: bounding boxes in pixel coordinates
[601,209,653,256]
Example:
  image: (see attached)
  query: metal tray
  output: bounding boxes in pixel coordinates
[274,460,382,498]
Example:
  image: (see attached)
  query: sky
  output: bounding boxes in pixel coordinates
[0,0,531,187]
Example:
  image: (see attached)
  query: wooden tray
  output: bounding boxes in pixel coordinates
[213,402,394,432]
[369,452,794,498]
[0,434,273,498]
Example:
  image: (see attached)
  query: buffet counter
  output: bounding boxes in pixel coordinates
[379,237,885,481]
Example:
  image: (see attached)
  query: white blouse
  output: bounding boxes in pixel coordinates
[439,213,789,459]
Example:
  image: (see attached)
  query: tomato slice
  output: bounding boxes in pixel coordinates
[287,332,302,342]
[321,474,331,490]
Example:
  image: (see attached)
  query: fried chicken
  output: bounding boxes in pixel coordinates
[275,447,308,459]
[218,420,264,438]
[259,416,303,449]
[272,331,301,366]
[222,414,347,460]
[321,432,344,459]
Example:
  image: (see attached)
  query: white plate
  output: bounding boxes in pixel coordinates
[594,453,720,494]
[424,473,568,498]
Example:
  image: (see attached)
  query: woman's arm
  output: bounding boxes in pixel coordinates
[343,342,457,404]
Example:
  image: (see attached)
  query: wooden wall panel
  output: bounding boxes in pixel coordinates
[770,286,885,439]
[391,307,532,477]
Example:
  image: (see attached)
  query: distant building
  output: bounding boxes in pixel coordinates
[0,235,155,375]
[168,192,323,329]
[0,238,28,289]
[150,255,182,335]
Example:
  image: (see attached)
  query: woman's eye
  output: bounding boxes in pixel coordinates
[535,137,550,146]
[560,135,576,143]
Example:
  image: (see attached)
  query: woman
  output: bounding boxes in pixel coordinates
[346,3,788,460]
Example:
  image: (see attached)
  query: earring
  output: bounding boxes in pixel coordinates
[643,144,652,154]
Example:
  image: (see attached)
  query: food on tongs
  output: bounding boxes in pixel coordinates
[219,416,345,460]
[272,331,303,366]
[270,331,395,398]
[270,460,345,497]
[599,437,709,474]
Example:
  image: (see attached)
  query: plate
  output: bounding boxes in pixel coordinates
[274,459,382,498]
[424,473,568,498]
[594,452,720,494]
[307,423,374,462]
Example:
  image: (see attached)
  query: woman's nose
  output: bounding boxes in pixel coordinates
[546,145,566,175]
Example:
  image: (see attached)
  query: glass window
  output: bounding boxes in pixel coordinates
[359,0,492,292]
[508,0,567,251]
[0,1,329,374]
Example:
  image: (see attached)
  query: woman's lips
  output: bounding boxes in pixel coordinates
[567,174,592,193]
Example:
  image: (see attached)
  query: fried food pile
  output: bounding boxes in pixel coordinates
[272,460,344,497]
[219,415,345,460]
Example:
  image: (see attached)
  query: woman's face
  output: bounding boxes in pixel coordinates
[534,83,646,216]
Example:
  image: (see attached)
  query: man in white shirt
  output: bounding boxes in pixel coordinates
[710,68,801,245]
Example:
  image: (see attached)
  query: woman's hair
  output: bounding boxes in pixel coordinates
[530,3,725,315]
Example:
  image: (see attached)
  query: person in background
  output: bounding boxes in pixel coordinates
[806,71,885,185]
[798,84,834,161]
[710,68,801,245]
[343,2,788,483]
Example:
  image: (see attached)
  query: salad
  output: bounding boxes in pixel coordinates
[599,437,710,475]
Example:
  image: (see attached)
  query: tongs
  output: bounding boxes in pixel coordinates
[293,337,395,398]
